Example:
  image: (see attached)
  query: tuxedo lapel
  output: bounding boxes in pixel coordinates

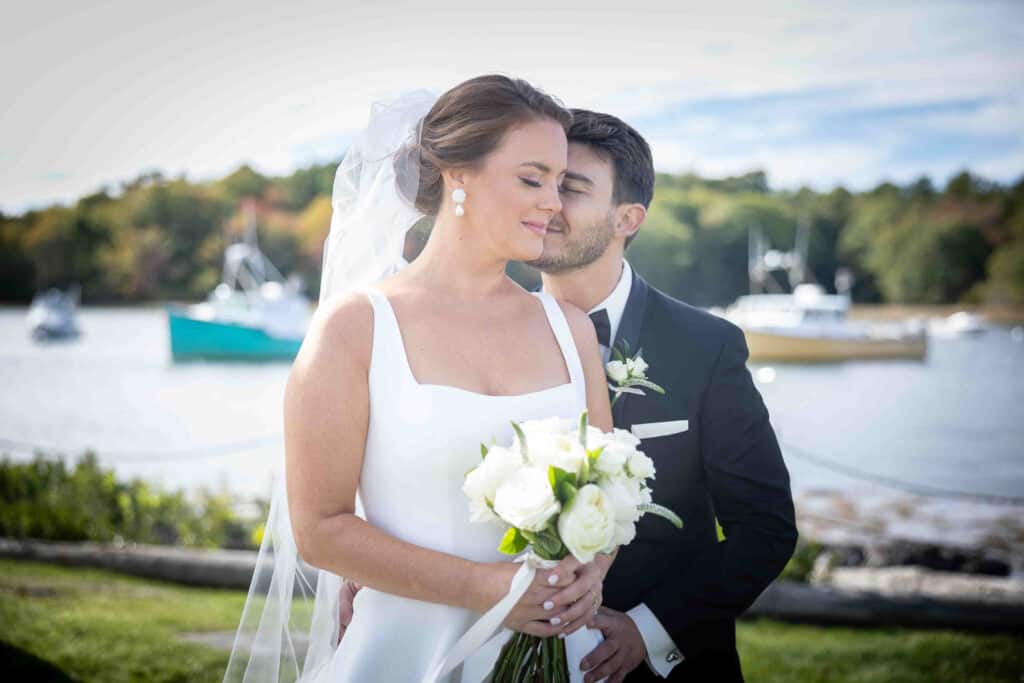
[611,268,650,427]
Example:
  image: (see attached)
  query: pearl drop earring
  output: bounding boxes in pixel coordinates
[452,188,466,217]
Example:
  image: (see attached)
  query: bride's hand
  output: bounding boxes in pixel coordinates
[483,561,578,637]
[536,554,609,637]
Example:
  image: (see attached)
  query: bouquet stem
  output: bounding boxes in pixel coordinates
[493,631,569,682]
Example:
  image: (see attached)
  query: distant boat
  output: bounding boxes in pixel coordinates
[723,284,928,362]
[721,225,927,362]
[928,311,989,337]
[27,285,81,341]
[167,203,312,361]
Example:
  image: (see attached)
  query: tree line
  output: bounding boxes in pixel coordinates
[2,163,1021,307]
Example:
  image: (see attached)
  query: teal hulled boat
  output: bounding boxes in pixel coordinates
[167,201,312,362]
[166,304,303,361]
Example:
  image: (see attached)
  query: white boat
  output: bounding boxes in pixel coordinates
[166,206,312,361]
[928,311,989,337]
[27,285,81,341]
[724,284,928,362]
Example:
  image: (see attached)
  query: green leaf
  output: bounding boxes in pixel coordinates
[577,410,589,448]
[548,465,577,502]
[557,480,578,508]
[480,443,489,461]
[638,502,684,528]
[627,378,666,394]
[533,526,565,560]
[499,526,529,555]
[510,420,528,460]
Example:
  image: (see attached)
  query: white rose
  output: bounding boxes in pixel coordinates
[611,520,636,548]
[584,425,611,452]
[626,452,656,480]
[528,432,588,476]
[625,355,648,376]
[463,445,523,523]
[514,416,574,455]
[605,360,629,383]
[593,441,631,478]
[610,428,641,449]
[492,467,561,532]
[557,484,616,563]
[600,475,644,524]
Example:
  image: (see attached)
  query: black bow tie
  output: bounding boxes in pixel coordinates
[589,308,611,347]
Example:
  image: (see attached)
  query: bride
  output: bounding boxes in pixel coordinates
[225,75,614,682]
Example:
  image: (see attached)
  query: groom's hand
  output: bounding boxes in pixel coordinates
[579,607,646,683]
[335,579,361,646]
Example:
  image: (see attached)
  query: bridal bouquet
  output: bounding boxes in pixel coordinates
[460,411,682,683]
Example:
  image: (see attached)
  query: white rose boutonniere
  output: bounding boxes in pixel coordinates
[606,340,666,407]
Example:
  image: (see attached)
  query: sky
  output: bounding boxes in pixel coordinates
[2,0,1022,214]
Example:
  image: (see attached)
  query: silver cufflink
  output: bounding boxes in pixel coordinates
[666,650,682,663]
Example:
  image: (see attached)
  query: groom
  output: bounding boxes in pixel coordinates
[335,110,797,682]
[528,110,798,682]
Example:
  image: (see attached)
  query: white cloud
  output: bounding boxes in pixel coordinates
[1,0,1021,212]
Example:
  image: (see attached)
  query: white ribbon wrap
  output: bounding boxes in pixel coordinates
[424,552,606,683]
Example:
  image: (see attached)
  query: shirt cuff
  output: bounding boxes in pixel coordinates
[625,602,684,678]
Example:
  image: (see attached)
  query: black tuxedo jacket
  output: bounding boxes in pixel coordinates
[593,269,798,682]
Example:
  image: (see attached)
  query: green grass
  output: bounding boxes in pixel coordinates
[1,558,1021,682]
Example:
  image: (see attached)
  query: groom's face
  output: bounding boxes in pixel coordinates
[528,142,617,273]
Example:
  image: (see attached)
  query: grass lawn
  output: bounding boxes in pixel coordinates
[1,558,1021,682]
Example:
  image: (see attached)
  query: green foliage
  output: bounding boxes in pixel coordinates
[0,453,260,549]
[2,161,1022,307]
[780,540,824,583]
[499,526,529,555]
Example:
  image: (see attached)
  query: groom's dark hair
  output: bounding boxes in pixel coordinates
[567,109,654,248]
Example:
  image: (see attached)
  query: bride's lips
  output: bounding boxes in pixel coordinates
[521,221,547,236]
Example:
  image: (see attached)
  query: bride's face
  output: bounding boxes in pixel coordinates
[457,118,567,261]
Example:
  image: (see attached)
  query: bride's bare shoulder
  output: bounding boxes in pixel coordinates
[290,291,375,383]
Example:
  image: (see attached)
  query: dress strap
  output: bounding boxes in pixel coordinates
[533,291,588,409]
[361,287,414,386]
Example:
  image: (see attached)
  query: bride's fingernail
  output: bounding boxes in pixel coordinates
[543,600,555,610]
[548,574,558,585]
[550,617,561,625]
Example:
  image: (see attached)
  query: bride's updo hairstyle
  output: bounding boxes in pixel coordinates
[395,75,572,215]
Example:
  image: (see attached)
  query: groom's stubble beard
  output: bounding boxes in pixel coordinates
[527,210,617,274]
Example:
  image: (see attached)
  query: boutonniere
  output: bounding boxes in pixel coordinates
[605,340,666,407]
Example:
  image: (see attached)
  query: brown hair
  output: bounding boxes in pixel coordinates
[566,109,654,248]
[395,75,572,215]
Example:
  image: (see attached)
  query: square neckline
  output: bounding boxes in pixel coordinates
[366,287,575,399]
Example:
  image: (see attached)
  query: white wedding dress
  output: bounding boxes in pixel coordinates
[327,286,588,682]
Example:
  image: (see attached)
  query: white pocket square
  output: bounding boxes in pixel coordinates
[630,419,689,439]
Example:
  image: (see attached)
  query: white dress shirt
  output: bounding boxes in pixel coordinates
[545,259,684,677]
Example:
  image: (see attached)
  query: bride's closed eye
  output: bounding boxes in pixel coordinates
[519,178,542,188]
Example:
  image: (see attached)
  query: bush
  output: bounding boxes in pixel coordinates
[0,452,262,549]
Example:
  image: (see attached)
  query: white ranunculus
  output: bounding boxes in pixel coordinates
[514,416,574,456]
[492,467,561,532]
[627,452,656,480]
[605,360,629,383]
[625,355,648,376]
[600,475,645,524]
[463,445,524,518]
[526,428,588,476]
[558,484,616,563]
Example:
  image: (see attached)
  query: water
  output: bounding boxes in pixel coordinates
[2,305,1022,544]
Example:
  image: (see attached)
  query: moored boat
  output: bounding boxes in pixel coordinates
[724,284,928,362]
[167,205,312,361]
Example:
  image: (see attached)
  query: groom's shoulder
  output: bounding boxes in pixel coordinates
[644,282,745,350]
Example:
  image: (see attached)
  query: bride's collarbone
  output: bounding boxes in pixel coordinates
[399,320,569,395]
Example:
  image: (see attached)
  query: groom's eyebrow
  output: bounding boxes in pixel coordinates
[562,171,594,185]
